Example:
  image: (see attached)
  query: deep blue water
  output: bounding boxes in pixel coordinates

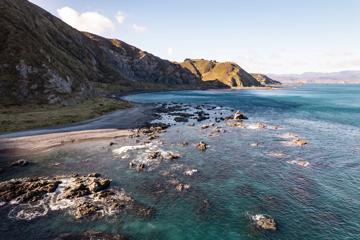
[1,85,359,239]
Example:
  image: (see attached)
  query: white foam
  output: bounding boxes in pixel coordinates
[112,144,151,155]
[8,203,48,220]
[287,160,310,167]
[251,214,266,221]
[184,169,198,176]
[278,132,298,139]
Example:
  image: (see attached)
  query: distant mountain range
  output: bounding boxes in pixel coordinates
[269,71,360,84]
[0,0,276,106]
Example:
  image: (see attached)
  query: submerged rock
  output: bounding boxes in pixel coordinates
[251,214,277,231]
[54,230,130,240]
[197,199,211,214]
[255,123,267,129]
[175,183,191,191]
[10,159,30,167]
[132,163,146,172]
[174,116,189,122]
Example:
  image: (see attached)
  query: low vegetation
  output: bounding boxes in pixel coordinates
[0,97,131,132]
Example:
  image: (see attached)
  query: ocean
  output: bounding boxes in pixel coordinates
[1,84,359,239]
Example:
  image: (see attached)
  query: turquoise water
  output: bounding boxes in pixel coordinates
[1,85,360,239]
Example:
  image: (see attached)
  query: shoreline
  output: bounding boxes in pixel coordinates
[0,129,133,155]
[1,86,284,136]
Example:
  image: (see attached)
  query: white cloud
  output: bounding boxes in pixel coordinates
[167,47,174,55]
[132,24,147,33]
[115,11,125,24]
[57,6,115,35]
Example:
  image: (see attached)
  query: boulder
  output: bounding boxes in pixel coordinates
[73,201,100,219]
[293,138,308,146]
[196,141,207,151]
[251,214,277,231]
[61,176,111,199]
[0,177,60,203]
[233,111,248,120]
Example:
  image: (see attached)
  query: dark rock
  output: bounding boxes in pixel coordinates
[148,151,161,160]
[233,111,248,120]
[136,163,146,172]
[54,230,131,240]
[87,173,101,178]
[135,205,156,218]
[174,116,189,122]
[197,199,211,214]
[73,201,100,219]
[0,177,60,203]
[61,176,111,199]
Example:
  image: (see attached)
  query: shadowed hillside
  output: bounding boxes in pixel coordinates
[0,0,211,105]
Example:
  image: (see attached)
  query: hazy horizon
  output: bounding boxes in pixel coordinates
[29,0,360,75]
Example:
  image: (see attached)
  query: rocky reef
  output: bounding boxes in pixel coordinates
[0,174,154,220]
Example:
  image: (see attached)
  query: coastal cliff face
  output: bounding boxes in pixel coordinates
[0,0,208,105]
[251,73,281,85]
[180,59,263,87]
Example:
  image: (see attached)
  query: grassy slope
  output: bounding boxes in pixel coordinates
[0,98,131,132]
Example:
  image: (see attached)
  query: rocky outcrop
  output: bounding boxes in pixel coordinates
[180,59,262,87]
[0,177,61,203]
[0,174,153,220]
[251,214,277,231]
[251,73,281,85]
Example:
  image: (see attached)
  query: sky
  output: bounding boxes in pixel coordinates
[29,0,360,74]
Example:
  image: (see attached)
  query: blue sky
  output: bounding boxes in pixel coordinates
[29,0,360,74]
